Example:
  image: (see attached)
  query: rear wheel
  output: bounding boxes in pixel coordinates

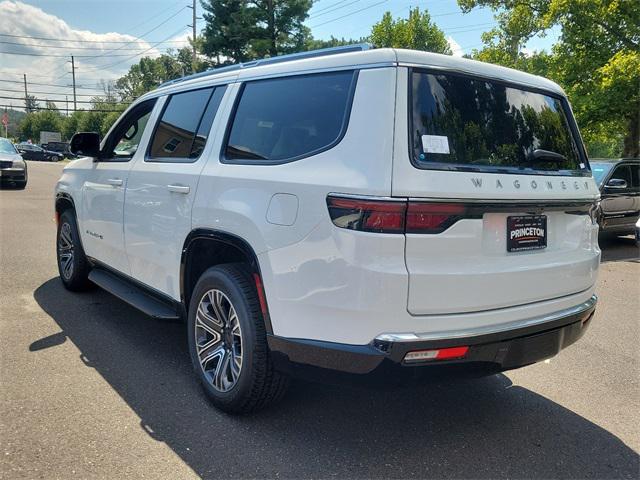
[56,210,92,291]
[188,264,288,413]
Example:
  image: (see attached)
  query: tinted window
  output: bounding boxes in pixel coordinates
[104,99,156,161]
[410,71,585,174]
[225,71,356,162]
[590,162,614,186]
[149,86,225,162]
[610,165,632,189]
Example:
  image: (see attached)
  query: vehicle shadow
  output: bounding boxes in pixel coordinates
[599,234,639,263]
[33,278,638,479]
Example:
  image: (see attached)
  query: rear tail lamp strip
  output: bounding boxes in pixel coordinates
[326,195,469,234]
[327,195,596,235]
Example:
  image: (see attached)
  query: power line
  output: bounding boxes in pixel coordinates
[310,0,389,28]
[80,26,189,72]
[0,40,185,51]
[0,87,116,97]
[0,48,178,58]
[0,32,190,44]
[0,95,130,105]
[0,79,112,90]
[0,104,125,113]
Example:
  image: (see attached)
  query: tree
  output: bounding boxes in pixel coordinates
[458,0,640,157]
[115,50,196,101]
[251,0,313,57]
[25,95,38,113]
[19,110,62,141]
[370,7,452,54]
[200,0,313,64]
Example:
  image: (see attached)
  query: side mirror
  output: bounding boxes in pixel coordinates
[70,132,101,158]
[606,178,628,189]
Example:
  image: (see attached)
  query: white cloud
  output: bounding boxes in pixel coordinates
[0,1,184,108]
[447,36,464,57]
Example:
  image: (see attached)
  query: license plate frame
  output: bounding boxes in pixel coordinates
[507,215,547,252]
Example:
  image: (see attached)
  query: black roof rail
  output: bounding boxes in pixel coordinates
[159,43,370,88]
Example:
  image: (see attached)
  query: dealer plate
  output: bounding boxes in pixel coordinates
[507,215,547,252]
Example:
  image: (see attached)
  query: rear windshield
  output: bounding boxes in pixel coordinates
[410,70,586,175]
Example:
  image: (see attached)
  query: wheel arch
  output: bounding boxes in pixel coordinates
[180,228,273,333]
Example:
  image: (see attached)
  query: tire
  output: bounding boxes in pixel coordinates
[56,209,92,291]
[188,264,289,414]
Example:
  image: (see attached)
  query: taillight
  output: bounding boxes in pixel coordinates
[406,202,466,234]
[326,196,406,233]
[327,195,467,234]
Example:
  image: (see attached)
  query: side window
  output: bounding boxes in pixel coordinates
[224,70,357,163]
[148,86,226,162]
[610,165,632,189]
[102,99,157,161]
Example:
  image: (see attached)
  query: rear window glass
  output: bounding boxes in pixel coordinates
[224,71,356,163]
[410,71,585,174]
[149,86,225,162]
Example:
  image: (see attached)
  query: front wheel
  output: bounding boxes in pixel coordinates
[188,264,288,413]
[56,210,92,291]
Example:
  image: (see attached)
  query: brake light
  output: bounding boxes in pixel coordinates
[327,195,467,234]
[326,196,406,233]
[404,346,469,363]
[406,202,466,234]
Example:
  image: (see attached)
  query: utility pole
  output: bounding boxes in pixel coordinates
[70,55,77,111]
[187,0,201,74]
[23,73,28,113]
[65,95,69,116]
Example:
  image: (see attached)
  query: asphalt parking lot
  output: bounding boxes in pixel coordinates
[1,161,639,479]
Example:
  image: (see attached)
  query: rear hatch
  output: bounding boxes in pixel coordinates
[393,67,600,315]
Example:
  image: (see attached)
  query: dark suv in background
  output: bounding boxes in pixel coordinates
[42,141,76,159]
[591,158,640,235]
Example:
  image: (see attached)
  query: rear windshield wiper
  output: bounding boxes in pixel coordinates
[527,149,567,163]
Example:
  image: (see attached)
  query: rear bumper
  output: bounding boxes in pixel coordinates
[268,295,596,383]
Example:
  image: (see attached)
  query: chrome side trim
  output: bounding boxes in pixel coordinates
[375,295,597,343]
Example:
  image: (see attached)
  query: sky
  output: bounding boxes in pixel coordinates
[0,0,559,110]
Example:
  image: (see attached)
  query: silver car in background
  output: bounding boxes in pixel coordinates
[0,137,28,189]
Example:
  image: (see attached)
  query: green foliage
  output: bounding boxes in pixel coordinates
[25,95,38,114]
[200,0,313,63]
[370,8,452,54]
[19,110,63,141]
[458,0,640,157]
[115,48,201,101]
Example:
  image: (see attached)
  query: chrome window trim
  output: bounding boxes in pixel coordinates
[375,294,597,343]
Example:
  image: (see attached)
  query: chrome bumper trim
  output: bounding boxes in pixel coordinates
[375,295,597,343]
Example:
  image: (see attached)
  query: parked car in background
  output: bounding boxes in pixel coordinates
[591,158,640,236]
[0,137,27,189]
[16,143,64,161]
[42,141,76,159]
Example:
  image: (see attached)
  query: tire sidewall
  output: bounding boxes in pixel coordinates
[187,267,261,409]
[57,210,86,288]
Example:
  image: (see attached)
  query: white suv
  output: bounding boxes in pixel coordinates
[55,46,600,413]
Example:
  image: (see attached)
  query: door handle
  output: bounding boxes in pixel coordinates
[106,178,123,186]
[167,184,190,194]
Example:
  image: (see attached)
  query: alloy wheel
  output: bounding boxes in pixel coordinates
[195,289,243,392]
[58,222,75,280]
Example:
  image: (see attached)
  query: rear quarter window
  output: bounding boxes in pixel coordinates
[223,70,357,164]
